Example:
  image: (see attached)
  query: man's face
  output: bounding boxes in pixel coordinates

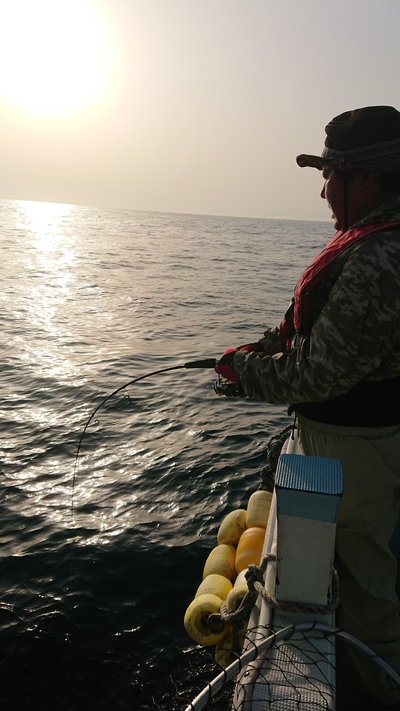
[320,166,348,231]
[321,165,384,231]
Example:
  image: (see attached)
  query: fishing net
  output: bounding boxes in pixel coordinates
[233,622,336,711]
[184,622,400,711]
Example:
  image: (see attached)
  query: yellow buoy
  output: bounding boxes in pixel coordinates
[217,509,247,546]
[235,526,265,574]
[215,634,234,669]
[226,569,248,612]
[246,490,272,529]
[203,544,236,582]
[184,593,227,646]
[195,573,233,601]
[215,619,248,668]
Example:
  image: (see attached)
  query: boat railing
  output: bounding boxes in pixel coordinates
[184,432,400,711]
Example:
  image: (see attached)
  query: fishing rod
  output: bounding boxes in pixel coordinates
[72,357,217,501]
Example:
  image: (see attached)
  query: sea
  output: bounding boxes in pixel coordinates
[0,199,331,711]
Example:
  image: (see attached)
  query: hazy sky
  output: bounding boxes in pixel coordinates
[0,0,399,220]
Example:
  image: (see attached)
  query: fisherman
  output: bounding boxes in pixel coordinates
[215,106,400,710]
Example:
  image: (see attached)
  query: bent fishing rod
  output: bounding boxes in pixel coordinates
[73,357,218,493]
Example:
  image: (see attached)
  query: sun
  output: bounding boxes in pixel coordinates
[0,0,116,119]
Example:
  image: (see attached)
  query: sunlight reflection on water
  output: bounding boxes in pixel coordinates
[0,199,331,709]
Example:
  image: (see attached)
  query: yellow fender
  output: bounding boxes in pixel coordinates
[217,509,247,546]
[215,619,248,669]
[195,573,233,600]
[184,593,227,646]
[215,634,234,669]
[235,526,266,574]
[226,569,248,612]
[246,490,272,528]
[203,543,236,582]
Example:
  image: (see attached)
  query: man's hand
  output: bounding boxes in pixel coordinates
[214,343,261,383]
[214,348,238,383]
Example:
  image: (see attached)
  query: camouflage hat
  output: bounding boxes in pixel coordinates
[297,106,400,172]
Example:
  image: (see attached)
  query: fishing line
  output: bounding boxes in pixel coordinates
[72,357,216,514]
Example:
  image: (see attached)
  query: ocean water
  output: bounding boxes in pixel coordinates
[0,199,330,710]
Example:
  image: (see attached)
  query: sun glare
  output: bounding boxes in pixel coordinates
[0,0,116,119]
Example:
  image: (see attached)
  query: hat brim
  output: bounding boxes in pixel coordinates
[297,140,400,171]
[296,154,332,170]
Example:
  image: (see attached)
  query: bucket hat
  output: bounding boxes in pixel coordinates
[297,106,400,172]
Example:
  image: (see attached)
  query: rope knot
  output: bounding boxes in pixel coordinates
[245,562,265,590]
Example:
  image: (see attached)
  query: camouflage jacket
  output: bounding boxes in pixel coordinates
[233,196,400,414]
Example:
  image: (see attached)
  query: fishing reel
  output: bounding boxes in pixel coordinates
[214,376,245,398]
